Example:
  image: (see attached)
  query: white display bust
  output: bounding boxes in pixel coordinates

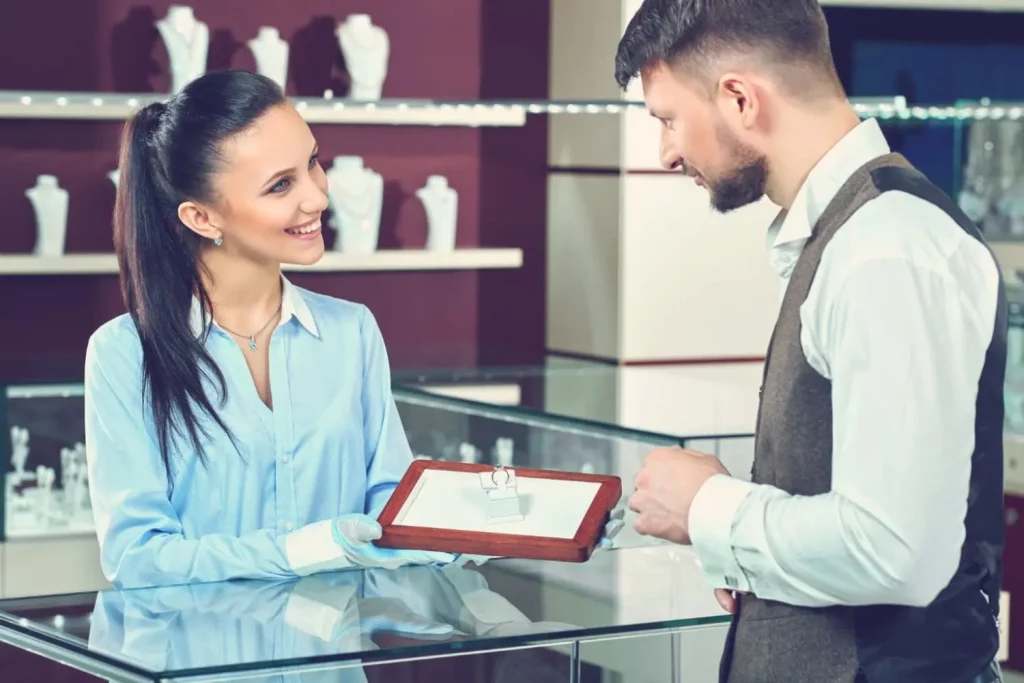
[156,5,209,94]
[108,169,120,189]
[326,156,383,254]
[25,175,69,257]
[9,426,30,483]
[416,175,458,251]
[248,26,289,92]
[335,14,390,101]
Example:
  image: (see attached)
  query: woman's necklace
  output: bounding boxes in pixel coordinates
[216,298,283,352]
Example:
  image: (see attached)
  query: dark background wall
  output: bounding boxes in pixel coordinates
[0,0,550,376]
[826,6,1024,197]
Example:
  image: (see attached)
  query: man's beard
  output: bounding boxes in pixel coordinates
[704,126,768,214]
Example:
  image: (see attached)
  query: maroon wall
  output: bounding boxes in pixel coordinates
[0,1,549,374]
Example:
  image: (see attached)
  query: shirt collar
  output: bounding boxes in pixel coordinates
[771,118,891,250]
[189,276,320,340]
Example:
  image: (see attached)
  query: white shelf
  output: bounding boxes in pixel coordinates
[820,0,1024,10]
[0,92,527,127]
[0,249,523,276]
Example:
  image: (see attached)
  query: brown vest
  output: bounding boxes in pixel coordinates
[721,153,1005,683]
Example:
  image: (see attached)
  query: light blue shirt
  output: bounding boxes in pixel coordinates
[84,278,413,590]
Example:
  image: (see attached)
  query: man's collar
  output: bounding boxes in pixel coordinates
[772,118,891,249]
[189,276,320,340]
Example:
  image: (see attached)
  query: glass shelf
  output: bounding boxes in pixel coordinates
[0,546,727,682]
[3,91,1018,124]
[0,91,527,127]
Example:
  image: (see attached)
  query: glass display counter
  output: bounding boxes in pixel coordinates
[0,545,728,682]
[0,369,756,544]
[1,382,92,542]
[393,357,759,482]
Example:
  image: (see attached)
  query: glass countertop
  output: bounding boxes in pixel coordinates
[393,357,762,443]
[0,546,728,682]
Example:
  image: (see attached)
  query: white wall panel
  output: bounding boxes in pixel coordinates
[546,174,624,359]
[548,113,623,168]
[623,106,665,171]
[620,175,781,361]
[549,0,623,100]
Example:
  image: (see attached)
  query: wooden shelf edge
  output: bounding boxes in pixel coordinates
[0,249,524,276]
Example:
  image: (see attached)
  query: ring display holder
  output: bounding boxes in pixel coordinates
[375,460,622,563]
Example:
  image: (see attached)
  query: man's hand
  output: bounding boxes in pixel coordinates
[628,446,729,545]
[715,588,737,614]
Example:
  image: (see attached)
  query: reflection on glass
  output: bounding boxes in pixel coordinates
[88,565,577,681]
[959,103,1024,240]
[0,547,728,681]
[1006,291,1024,433]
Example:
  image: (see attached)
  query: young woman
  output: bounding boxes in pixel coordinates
[84,70,453,590]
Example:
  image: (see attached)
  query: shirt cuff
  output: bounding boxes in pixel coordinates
[688,474,755,593]
[283,520,352,576]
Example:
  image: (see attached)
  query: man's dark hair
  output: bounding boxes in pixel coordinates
[614,0,842,97]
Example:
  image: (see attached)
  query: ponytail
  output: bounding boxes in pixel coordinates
[112,71,285,490]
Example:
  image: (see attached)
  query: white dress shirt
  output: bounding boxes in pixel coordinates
[688,119,1002,608]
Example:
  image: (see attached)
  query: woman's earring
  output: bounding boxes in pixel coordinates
[214,235,223,247]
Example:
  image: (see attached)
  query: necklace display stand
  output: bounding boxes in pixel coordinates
[248,26,289,92]
[416,175,458,251]
[5,427,34,529]
[492,438,514,467]
[34,465,55,527]
[459,443,480,465]
[9,426,30,486]
[156,5,209,94]
[335,14,390,101]
[326,156,383,254]
[61,443,90,520]
[26,175,69,257]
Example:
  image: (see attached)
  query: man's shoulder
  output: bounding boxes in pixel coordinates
[824,189,995,278]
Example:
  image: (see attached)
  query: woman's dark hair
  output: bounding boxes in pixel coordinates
[113,69,286,489]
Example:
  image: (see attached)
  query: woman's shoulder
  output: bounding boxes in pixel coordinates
[85,314,144,372]
[291,286,380,336]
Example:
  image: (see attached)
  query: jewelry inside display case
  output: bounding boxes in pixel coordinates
[958,101,1024,241]
[3,383,93,540]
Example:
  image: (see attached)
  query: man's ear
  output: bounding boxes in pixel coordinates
[716,73,760,130]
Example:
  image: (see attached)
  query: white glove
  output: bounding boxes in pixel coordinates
[285,514,455,577]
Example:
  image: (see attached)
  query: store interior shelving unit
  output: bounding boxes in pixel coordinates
[0,1,557,372]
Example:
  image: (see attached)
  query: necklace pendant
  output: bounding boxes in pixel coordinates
[248,336,257,352]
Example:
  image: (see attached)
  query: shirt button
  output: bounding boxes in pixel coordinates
[284,522,294,532]
[282,454,290,464]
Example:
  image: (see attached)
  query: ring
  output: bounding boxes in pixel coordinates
[491,464,511,487]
